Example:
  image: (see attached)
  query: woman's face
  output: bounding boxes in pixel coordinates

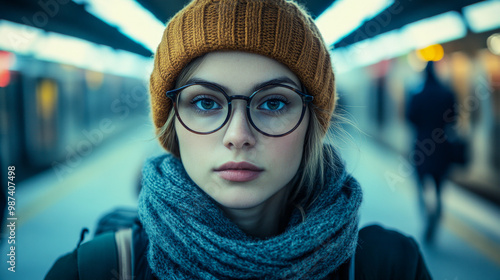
[176,51,309,209]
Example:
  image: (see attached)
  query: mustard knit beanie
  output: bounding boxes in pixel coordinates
[150,0,336,150]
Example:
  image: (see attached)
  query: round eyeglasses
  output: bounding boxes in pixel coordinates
[166,82,314,137]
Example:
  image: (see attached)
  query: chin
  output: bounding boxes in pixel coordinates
[214,192,270,210]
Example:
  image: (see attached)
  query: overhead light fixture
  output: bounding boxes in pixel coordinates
[331,11,467,73]
[315,0,394,47]
[331,29,408,69]
[0,19,152,79]
[0,20,43,56]
[487,33,500,55]
[401,11,467,49]
[463,0,500,33]
[72,0,165,52]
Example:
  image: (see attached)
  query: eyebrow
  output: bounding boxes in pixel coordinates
[184,76,301,94]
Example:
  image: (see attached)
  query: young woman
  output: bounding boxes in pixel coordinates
[46,0,432,279]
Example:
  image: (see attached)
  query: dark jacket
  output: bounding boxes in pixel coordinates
[407,62,457,178]
[45,222,432,280]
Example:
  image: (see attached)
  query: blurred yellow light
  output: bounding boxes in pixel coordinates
[37,79,58,121]
[487,33,500,55]
[416,44,445,61]
[85,70,104,91]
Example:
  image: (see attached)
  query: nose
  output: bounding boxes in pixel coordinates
[222,102,257,149]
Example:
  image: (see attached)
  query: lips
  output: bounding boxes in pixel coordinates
[214,162,264,182]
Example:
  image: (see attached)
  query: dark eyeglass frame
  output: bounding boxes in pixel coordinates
[166,81,314,137]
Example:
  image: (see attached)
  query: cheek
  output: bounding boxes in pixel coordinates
[176,121,214,174]
[262,120,308,178]
[266,133,305,171]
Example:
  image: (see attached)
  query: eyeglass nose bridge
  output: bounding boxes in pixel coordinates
[227,95,252,107]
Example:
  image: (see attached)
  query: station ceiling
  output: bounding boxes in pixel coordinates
[0,0,152,56]
[0,0,486,57]
[334,0,483,49]
[135,0,333,23]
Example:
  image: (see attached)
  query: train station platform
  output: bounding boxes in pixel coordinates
[1,124,499,279]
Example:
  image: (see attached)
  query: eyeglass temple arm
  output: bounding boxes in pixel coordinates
[166,90,178,100]
[303,95,314,103]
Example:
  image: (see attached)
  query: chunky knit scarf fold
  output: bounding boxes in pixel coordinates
[138,151,362,280]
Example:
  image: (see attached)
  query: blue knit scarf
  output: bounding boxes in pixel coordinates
[138,151,362,279]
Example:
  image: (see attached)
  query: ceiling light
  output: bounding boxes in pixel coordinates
[72,0,165,52]
[487,33,500,55]
[0,19,152,79]
[315,0,394,47]
[401,11,466,49]
[463,0,500,33]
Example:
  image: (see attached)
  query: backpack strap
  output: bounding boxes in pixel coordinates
[348,251,355,280]
[115,228,133,279]
[77,229,133,280]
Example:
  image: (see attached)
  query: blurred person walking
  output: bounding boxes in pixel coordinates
[407,61,458,243]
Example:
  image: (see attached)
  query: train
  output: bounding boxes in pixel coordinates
[0,51,150,182]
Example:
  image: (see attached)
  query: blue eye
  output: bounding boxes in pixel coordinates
[191,96,222,111]
[259,98,287,111]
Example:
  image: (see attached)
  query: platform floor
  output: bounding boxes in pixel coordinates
[1,124,499,279]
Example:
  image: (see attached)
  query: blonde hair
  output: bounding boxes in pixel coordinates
[157,54,336,210]
[157,55,208,157]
